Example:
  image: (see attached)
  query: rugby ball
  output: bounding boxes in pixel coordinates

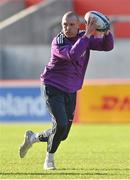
[84,11,110,32]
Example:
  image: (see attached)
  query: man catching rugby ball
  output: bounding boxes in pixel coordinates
[19,11,114,170]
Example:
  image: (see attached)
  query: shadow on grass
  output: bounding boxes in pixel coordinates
[0,172,116,176]
[0,168,130,176]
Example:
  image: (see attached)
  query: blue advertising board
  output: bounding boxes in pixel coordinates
[0,81,50,122]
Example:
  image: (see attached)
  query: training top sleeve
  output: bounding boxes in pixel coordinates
[89,32,114,51]
[51,35,90,62]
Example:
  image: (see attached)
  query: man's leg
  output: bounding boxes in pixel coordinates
[43,85,69,170]
[19,85,74,170]
[19,129,50,158]
[19,85,55,159]
[43,92,77,169]
[61,92,77,141]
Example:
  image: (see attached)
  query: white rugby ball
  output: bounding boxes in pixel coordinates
[84,11,110,32]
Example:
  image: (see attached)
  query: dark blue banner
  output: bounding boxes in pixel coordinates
[0,86,50,122]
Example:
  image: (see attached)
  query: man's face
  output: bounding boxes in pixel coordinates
[62,15,80,38]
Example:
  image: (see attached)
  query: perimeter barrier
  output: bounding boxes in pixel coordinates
[0,80,130,123]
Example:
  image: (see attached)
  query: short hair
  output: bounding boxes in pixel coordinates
[62,11,80,22]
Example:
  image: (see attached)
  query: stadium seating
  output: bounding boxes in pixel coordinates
[0,0,25,21]
[73,0,130,38]
[25,0,43,7]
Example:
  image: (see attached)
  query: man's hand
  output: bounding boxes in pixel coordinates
[104,29,110,35]
[84,17,97,37]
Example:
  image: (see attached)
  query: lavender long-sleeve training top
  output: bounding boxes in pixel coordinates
[40,31,114,93]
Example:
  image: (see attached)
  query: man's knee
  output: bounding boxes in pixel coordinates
[57,124,67,139]
[61,133,68,141]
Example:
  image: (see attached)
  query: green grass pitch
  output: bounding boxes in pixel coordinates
[0,123,130,179]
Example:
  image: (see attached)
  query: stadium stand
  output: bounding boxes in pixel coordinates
[0,0,25,21]
[0,0,130,79]
[25,0,43,7]
[73,0,130,38]
[0,0,73,79]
